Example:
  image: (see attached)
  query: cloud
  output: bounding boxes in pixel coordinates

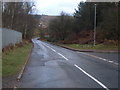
[34,0,85,15]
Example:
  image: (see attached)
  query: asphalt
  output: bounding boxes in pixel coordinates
[19,38,119,89]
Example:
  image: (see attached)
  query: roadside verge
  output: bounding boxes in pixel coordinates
[17,44,33,81]
[2,42,33,88]
[52,43,118,53]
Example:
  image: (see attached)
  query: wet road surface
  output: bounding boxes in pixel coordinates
[19,39,119,89]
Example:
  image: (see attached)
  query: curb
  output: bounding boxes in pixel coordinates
[17,44,33,81]
[54,44,119,53]
[40,40,118,53]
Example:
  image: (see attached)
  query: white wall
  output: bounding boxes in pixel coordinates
[2,28,22,48]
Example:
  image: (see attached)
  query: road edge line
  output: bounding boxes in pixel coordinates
[40,41,118,65]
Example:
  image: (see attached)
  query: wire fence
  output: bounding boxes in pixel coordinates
[2,28,22,48]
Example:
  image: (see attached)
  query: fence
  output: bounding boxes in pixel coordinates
[2,28,22,48]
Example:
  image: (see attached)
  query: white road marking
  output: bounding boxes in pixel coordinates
[41,42,68,61]
[36,40,111,89]
[36,40,118,66]
[78,52,118,66]
[51,48,57,52]
[114,62,118,65]
[108,61,113,63]
[74,64,109,90]
[57,52,68,60]
[46,45,50,48]
[102,59,107,61]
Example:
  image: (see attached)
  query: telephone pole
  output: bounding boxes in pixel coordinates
[94,4,96,46]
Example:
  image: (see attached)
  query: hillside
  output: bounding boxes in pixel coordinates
[33,15,58,27]
[40,15,58,27]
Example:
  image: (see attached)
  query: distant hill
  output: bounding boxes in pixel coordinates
[33,15,58,28]
[33,15,58,37]
[40,15,58,27]
[33,15,41,20]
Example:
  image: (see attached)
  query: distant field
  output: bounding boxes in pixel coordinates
[63,44,118,51]
[2,42,32,77]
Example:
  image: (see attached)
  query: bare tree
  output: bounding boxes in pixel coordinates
[2,2,39,39]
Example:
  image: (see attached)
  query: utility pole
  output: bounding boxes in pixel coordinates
[94,4,96,46]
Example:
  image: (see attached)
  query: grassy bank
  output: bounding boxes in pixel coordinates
[62,44,118,51]
[2,42,32,77]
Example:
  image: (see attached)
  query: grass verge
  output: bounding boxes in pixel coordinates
[62,44,118,51]
[2,42,32,77]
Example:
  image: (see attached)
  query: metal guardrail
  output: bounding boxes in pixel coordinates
[1,28,22,48]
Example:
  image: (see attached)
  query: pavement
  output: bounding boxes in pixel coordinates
[18,38,119,89]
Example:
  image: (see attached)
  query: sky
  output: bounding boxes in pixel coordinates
[34,0,86,16]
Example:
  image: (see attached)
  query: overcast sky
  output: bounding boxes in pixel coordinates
[34,0,86,16]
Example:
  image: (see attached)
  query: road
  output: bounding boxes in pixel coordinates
[19,38,119,89]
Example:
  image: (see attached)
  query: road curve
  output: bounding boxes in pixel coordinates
[19,38,119,89]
